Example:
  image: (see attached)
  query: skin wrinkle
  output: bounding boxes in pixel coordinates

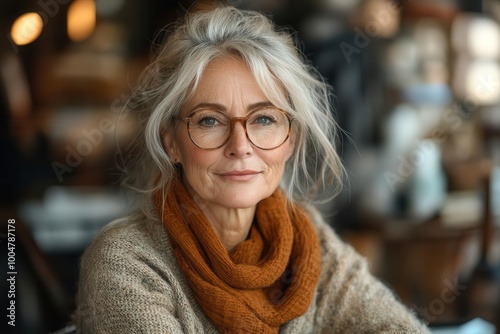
[163,57,294,252]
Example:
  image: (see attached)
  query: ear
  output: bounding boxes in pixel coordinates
[162,128,182,164]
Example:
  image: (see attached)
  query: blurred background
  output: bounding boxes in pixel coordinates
[1,0,499,332]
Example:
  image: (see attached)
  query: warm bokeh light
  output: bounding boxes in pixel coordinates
[10,12,44,46]
[469,18,500,58]
[454,58,500,105]
[67,0,96,42]
[359,0,400,38]
[452,15,500,58]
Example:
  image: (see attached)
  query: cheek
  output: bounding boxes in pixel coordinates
[180,150,222,200]
[280,141,295,164]
[264,145,293,176]
[179,146,214,169]
[178,147,219,191]
[173,132,200,164]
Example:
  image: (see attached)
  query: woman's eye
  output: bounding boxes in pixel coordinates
[198,117,219,126]
[254,115,275,125]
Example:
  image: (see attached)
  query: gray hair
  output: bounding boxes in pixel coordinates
[119,5,345,207]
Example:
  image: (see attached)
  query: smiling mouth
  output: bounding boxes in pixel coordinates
[218,170,260,181]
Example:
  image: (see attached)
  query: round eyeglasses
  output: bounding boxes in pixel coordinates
[174,107,294,150]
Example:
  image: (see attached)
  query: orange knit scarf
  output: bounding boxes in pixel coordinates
[154,179,321,333]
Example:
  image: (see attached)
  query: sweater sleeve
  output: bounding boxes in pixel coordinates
[74,220,189,334]
[312,216,430,333]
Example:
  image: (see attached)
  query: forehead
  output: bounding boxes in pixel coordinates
[195,57,262,98]
[182,56,283,110]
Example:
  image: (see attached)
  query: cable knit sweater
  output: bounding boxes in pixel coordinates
[74,206,429,333]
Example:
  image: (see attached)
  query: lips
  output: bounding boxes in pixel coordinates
[218,170,260,181]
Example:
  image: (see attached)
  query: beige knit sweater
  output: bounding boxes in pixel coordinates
[74,205,429,333]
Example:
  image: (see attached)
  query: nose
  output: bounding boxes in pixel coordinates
[224,121,253,158]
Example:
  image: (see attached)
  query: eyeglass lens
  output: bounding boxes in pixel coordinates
[187,108,290,149]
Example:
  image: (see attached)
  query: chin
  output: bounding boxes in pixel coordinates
[215,196,263,209]
[214,187,272,209]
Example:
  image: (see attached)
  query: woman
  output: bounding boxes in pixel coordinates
[75,5,429,333]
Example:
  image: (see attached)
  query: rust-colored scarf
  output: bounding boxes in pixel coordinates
[154,179,321,333]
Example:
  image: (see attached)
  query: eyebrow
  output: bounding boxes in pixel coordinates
[188,101,275,114]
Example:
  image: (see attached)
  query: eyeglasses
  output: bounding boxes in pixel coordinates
[174,107,294,150]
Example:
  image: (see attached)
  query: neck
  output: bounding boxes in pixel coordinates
[198,203,256,252]
[182,178,256,252]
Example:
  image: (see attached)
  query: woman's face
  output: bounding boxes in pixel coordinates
[163,57,294,209]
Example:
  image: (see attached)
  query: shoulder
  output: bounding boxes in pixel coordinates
[75,214,213,332]
[302,206,429,333]
[305,205,372,293]
[83,214,151,253]
[79,212,175,277]
[305,205,351,256]
[88,214,157,246]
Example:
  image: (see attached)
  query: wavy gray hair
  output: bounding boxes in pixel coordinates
[119,5,345,207]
